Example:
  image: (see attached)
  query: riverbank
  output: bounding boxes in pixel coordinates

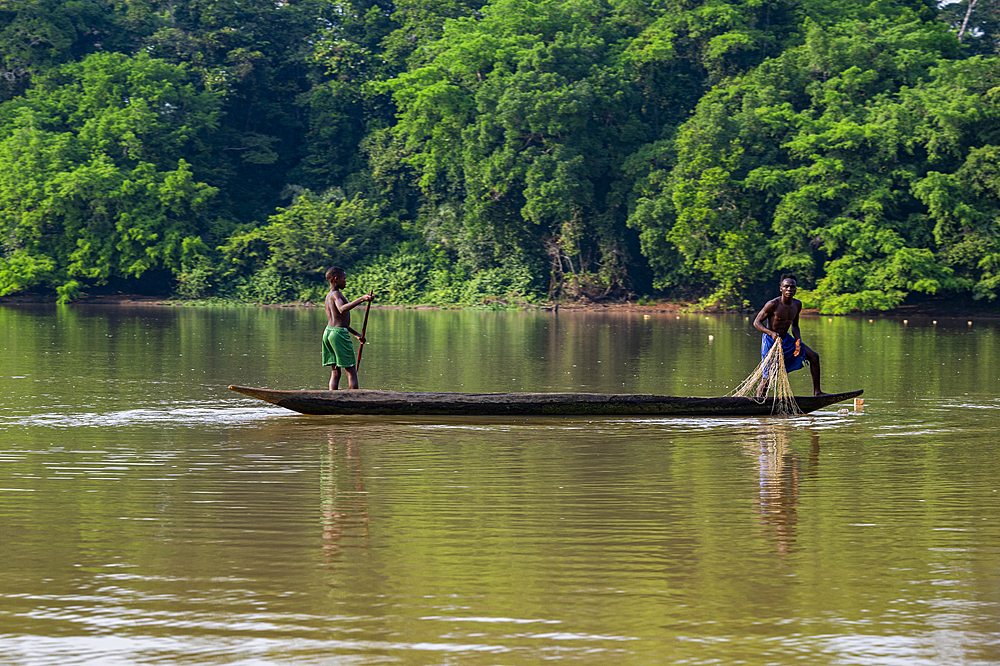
[1,291,996,318]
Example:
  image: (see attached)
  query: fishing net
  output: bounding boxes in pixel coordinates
[728,337,803,416]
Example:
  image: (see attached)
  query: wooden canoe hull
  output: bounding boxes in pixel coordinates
[229,385,863,417]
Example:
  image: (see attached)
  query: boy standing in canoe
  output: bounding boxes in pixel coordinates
[753,273,824,396]
[323,266,374,390]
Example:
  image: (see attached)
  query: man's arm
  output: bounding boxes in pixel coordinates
[789,299,805,339]
[790,301,803,355]
[753,300,779,340]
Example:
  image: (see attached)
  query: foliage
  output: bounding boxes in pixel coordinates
[0,52,221,301]
[457,264,539,306]
[913,140,1000,301]
[233,266,296,304]
[348,244,540,305]
[387,0,655,295]
[351,249,434,305]
[218,189,403,280]
[3,0,1000,312]
[174,255,215,299]
[627,16,1000,312]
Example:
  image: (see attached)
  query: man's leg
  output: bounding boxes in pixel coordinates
[330,366,342,390]
[757,336,772,397]
[802,344,823,395]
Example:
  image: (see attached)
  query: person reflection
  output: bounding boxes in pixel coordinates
[748,427,820,555]
[321,433,370,564]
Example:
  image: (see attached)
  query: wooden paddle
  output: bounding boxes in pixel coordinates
[355,290,373,368]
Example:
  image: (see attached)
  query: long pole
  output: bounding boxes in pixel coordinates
[355,290,373,368]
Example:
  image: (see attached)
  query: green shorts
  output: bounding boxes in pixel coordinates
[322,326,355,368]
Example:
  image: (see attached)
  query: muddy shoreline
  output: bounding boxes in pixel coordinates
[2,291,996,319]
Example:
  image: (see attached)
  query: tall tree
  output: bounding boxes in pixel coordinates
[627,17,980,311]
[939,0,1000,53]
[388,0,659,297]
[0,52,222,300]
[140,0,340,220]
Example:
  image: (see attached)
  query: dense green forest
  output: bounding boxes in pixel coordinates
[0,0,998,311]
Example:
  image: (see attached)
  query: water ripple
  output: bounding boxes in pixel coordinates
[1,407,280,430]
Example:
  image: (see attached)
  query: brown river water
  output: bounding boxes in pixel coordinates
[1,304,998,665]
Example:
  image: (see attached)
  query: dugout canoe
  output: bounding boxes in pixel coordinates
[228,385,863,417]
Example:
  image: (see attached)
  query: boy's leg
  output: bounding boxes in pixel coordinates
[345,366,360,390]
[330,366,342,390]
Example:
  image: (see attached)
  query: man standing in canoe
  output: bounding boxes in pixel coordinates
[323,266,374,390]
[753,273,824,397]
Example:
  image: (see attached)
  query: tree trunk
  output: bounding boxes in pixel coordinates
[958,0,979,43]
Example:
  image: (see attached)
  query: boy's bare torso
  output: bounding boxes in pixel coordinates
[325,290,351,328]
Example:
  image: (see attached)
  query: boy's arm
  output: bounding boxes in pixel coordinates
[333,292,372,313]
[331,290,349,313]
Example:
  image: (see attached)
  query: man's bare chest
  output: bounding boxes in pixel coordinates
[771,302,798,324]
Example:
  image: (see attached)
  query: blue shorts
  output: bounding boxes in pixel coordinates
[322,326,355,368]
[761,333,806,377]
